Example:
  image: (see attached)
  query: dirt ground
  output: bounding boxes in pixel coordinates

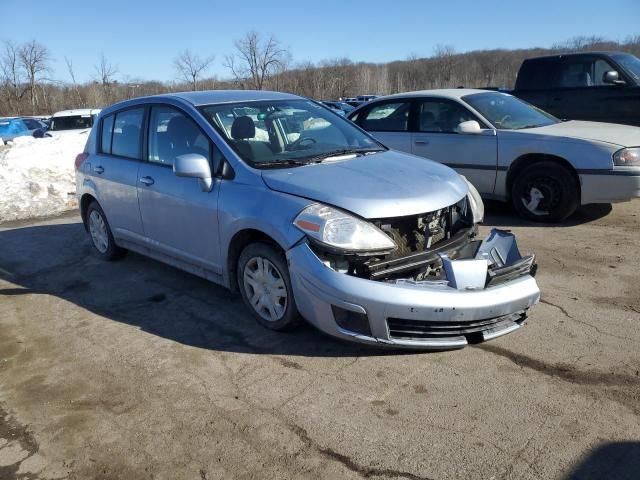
[0,200,638,480]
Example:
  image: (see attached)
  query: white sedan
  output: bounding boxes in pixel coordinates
[349,89,640,221]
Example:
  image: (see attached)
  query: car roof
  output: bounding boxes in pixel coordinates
[52,108,101,117]
[523,51,630,61]
[369,88,494,101]
[156,90,301,106]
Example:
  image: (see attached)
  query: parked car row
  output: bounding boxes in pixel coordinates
[0,108,100,144]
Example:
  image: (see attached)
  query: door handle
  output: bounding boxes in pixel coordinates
[93,166,104,174]
[414,140,429,145]
[139,176,154,186]
[552,97,562,102]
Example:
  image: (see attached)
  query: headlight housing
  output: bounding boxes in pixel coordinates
[460,175,484,224]
[294,204,396,253]
[613,147,640,166]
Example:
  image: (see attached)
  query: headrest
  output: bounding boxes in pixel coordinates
[231,116,255,140]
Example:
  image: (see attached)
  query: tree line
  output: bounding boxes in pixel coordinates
[1,32,639,117]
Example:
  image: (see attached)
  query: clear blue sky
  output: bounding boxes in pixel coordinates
[1,0,638,83]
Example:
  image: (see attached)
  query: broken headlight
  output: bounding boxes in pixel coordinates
[613,147,640,166]
[294,203,397,253]
[460,175,484,224]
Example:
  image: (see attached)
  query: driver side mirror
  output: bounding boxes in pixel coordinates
[174,153,213,192]
[603,70,625,85]
[457,120,482,134]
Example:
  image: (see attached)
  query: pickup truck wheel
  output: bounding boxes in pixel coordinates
[238,243,301,331]
[511,161,579,222]
[86,201,126,260]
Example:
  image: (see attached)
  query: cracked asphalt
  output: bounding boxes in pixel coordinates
[0,200,638,480]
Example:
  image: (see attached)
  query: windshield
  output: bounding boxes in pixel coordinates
[50,115,93,131]
[611,53,640,83]
[462,92,559,130]
[200,99,383,167]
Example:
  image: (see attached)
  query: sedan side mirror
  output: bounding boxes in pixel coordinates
[457,120,482,134]
[174,153,213,192]
[603,70,625,85]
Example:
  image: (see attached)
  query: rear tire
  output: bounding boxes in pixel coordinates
[85,201,126,261]
[237,243,301,331]
[511,161,579,222]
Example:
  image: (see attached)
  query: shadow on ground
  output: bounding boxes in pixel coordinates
[565,441,640,480]
[483,200,612,228]
[0,221,399,358]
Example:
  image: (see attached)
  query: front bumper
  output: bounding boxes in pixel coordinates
[579,168,640,204]
[287,229,540,349]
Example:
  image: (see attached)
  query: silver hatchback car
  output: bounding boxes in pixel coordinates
[75,90,540,349]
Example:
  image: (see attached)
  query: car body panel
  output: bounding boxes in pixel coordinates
[260,149,469,219]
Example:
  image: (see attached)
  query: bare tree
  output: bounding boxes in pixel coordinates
[65,56,84,106]
[224,31,289,90]
[433,44,457,87]
[17,40,50,111]
[173,49,214,91]
[94,53,118,102]
[0,40,25,112]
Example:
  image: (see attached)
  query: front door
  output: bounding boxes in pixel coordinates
[136,105,222,273]
[410,98,498,195]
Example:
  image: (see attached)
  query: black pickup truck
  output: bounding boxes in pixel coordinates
[509,52,640,126]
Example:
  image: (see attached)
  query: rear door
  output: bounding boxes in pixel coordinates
[353,100,412,151]
[136,105,222,274]
[410,98,498,195]
[89,107,145,239]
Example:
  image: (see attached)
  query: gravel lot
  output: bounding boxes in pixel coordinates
[0,200,638,480]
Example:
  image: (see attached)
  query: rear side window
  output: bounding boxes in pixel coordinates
[359,102,410,132]
[516,58,561,90]
[147,106,210,166]
[100,114,114,154]
[111,108,144,159]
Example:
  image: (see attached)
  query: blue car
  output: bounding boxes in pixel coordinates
[0,117,48,144]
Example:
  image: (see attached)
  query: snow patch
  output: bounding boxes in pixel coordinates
[0,134,87,222]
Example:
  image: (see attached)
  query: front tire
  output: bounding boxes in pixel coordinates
[511,161,579,222]
[86,201,126,260]
[237,243,300,331]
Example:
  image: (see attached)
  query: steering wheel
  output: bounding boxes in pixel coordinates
[289,136,317,150]
[497,115,512,127]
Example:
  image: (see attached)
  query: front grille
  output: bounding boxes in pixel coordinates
[387,312,526,341]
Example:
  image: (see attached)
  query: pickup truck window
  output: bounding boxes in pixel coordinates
[559,56,616,87]
[463,92,558,130]
[611,53,640,82]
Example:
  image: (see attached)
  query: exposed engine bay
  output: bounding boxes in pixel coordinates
[310,197,536,288]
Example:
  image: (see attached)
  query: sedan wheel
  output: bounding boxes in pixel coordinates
[243,257,288,323]
[237,243,300,331]
[89,210,109,254]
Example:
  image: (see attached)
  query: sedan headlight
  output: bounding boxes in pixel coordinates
[460,175,484,224]
[294,204,396,253]
[613,147,640,166]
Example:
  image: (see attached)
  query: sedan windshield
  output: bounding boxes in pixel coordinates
[463,92,558,130]
[200,99,383,167]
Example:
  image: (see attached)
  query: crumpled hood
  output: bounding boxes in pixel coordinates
[261,150,468,218]
[524,120,640,147]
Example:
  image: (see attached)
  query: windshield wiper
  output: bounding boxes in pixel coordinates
[253,159,313,168]
[307,147,385,162]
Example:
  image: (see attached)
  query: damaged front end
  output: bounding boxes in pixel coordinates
[305,196,536,290]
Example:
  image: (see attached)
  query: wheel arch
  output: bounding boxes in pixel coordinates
[506,153,581,201]
[226,229,285,293]
[80,193,98,231]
